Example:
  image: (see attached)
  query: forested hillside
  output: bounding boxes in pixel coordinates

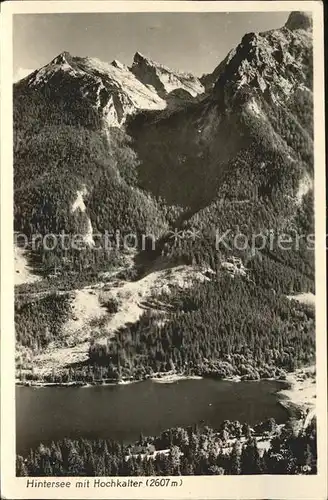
[14,12,315,386]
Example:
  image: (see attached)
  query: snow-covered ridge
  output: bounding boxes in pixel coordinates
[20,51,167,127]
[15,11,312,126]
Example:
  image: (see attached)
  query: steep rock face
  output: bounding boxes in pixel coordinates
[13,12,316,390]
[127,13,314,291]
[200,48,236,92]
[203,11,312,100]
[285,11,313,31]
[213,16,312,106]
[130,51,205,99]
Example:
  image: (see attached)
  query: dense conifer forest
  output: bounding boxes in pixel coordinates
[16,274,315,384]
[17,418,317,476]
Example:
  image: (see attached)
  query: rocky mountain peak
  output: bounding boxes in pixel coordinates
[14,12,312,131]
[16,51,166,128]
[285,11,313,31]
[133,51,149,64]
[111,59,127,70]
[50,51,74,66]
[15,47,206,128]
[210,14,313,106]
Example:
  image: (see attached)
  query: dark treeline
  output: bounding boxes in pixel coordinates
[16,417,317,476]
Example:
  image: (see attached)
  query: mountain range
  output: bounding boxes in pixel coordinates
[16,48,205,128]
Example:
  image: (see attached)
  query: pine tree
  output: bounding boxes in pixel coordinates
[168,445,181,475]
[230,441,242,474]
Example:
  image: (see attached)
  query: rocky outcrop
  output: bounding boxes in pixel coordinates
[285,11,313,31]
[202,11,312,101]
[129,12,313,209]
[212,16,312,106]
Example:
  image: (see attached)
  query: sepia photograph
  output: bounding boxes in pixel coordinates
[1,1,327,499]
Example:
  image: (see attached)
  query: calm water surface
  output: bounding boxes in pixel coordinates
[16,378,289,454]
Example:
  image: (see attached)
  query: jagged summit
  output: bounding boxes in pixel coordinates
[133,51,148,63]
[131,13,313,209]
[285,11,312,31]
[201,11,312,93]
[16,48,204,126]
[205,14,313,104]
[111,59,127,70]
[131,50,204,98]
[50,51,72,64]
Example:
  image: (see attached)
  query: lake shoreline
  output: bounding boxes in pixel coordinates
[15,372,217,388]
[15,371,281,389]
[276,365,316,414]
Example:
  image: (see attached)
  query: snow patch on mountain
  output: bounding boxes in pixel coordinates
[19,50,206,128]
[14,68,35,83]
[71,187,88,213]
[296,174,313,205]
[71,187,95,246]
[246,97,265,118]
[209,14,313,106]
[285,11,313,32]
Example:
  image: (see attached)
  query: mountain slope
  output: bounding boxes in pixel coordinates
[130,12,313,208]
[13,11,314,278]
[127,11,314,298]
